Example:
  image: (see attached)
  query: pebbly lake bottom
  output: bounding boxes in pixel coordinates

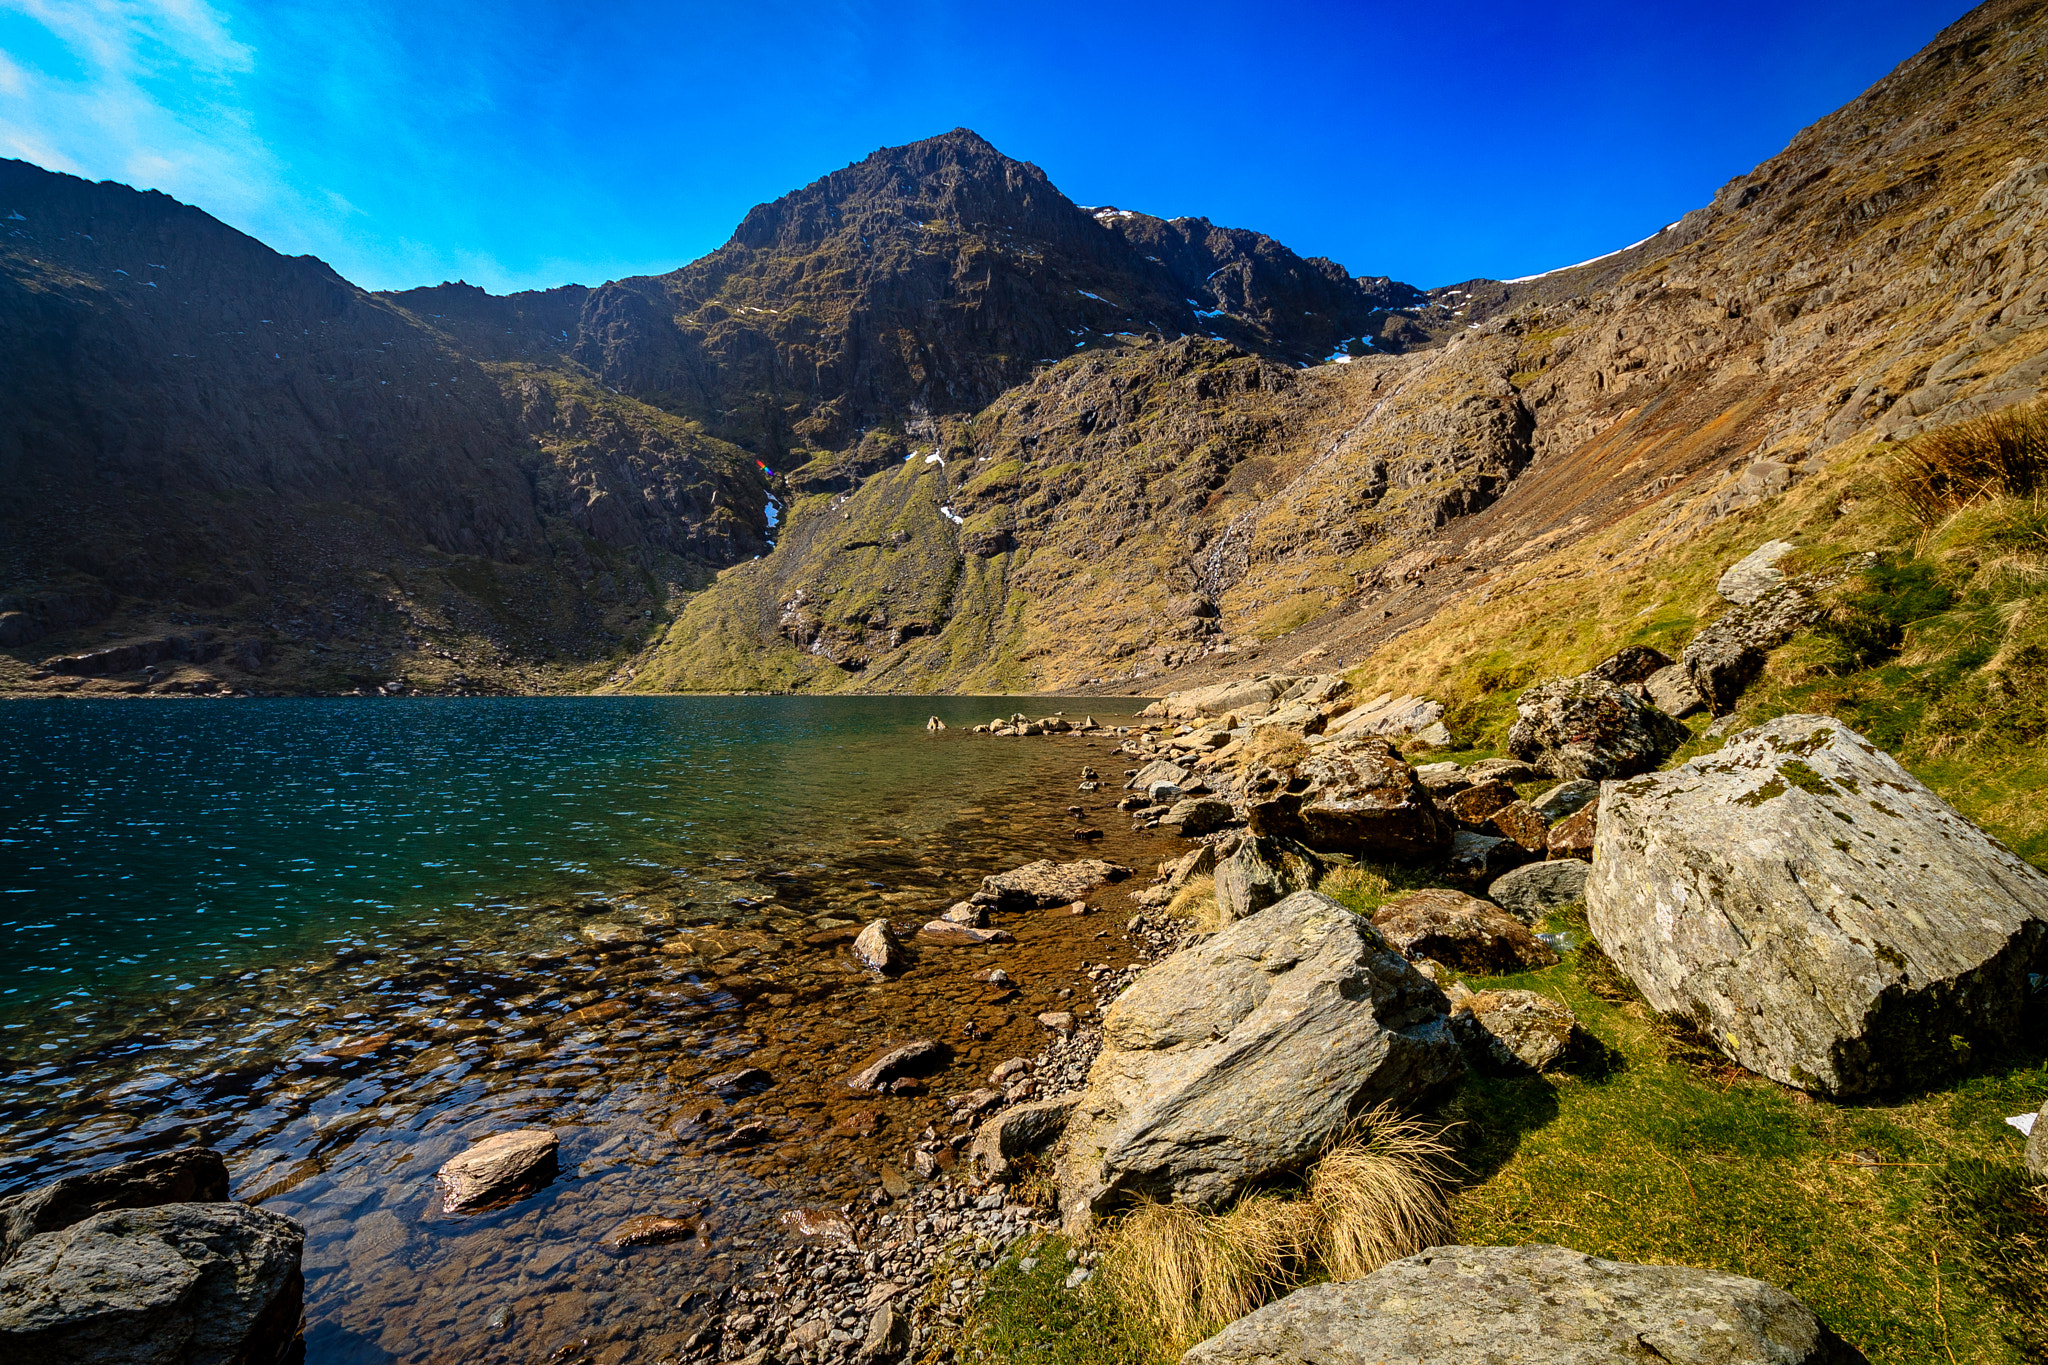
[0,695,1171,1364]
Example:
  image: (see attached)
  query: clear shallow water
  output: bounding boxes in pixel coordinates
[0,695,1161,1365]
[0,695,1129,1022]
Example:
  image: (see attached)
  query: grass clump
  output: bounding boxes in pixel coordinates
[1891,399,2048,525]
[1163,874,1221,932]
[1097,1109,1457,1356]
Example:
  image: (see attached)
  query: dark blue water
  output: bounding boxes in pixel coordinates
[0,695,1136,1023]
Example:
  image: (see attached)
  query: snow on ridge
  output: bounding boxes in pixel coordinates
[1497,225,1676,285]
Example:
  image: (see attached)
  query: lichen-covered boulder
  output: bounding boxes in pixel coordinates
[1587,714,2048,1095]
[0,1202,307,1365]
[1448,986,1591,1073]
[1247,736,1451,861]
[1056,891,1461,1228]
[1507,676,1690,780]
[1372,889,1559,975]
[1546,804,1597,860]
[1681,580,1825,714]
[1181,1244,1868,1364]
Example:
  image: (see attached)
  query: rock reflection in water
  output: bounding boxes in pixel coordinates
[0,701,1163,1364]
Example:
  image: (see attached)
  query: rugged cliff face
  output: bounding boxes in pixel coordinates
[630,0,2048,696]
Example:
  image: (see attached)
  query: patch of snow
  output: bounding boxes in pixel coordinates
[1499,226,1674,284]
[765,500,780,529]
[1329,355,1353,365]
[924,453,945,466]
[1077,289,1107,302]
[940,506,964,525]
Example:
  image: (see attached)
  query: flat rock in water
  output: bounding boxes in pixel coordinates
[1373,889,1559,975]
[1124,758,1192,792]
[0,1147,228,1263]
[437,1129,559,1212]
[845,1039,946,1092]
[601,1214,702,1249]
[1588,714,2048,1096]
[915,921,1014,945]
[978,859,1132,909]
[1181,1244,1867,1364]
[1488,860,1591,924]
[1056,890,1461,1227]
[0,1202,307,1365]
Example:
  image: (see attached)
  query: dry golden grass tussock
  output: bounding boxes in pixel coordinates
[1892,400,2048,525]
[1242,727,1309,769]
[1308,1107,1461,1282]
[1099,1108,1457,1355]
[1100,1196,1317,1354]
[1163,875,1221,933]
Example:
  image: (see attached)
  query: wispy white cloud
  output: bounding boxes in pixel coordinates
[0,0,279,222]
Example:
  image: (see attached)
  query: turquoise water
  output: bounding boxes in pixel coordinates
[0,694,1137,1027]
[0,695,1160,1364]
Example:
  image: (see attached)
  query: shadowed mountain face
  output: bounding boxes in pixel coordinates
[0,161,770,690]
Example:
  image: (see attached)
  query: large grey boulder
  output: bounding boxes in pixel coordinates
[0,1148,228,1265]
[1211,835,1324,926]
[1319,692,1445,743]
[1181,1243,1867,1364]
[1719,539,1797,605]
[1587,714,2048,1096]
[0,1202,307,1365]
[1245,736,1452,861]
[1056,891,1461,1228]
[1507,675,1690,780]
[1488,859,1591,924]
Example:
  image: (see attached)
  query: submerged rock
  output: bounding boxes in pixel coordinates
[846,1040,947,1092]
[1056,890,1461,1227]
[437,1129,559,1212]
[1587,714,2048,1095]
[0,1202,307,1365]
[1182,1244,1868,1364]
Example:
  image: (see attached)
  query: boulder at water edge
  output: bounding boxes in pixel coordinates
[1506,675,1690,779]
[1212,834,1323,926]
[0,1146,228,1263]
[0,1202,307,1365]
[1056,890,1461,1228]
[1587,714,2048,1095]
[437,1129,559,1212]
[1245,736,1451,861]
[976,859,1132,909]
[1181,1244,1867,1364]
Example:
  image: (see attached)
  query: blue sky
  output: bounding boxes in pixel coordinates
[0,1,1973,294]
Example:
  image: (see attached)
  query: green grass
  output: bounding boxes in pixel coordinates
[965,907,2048,1364]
